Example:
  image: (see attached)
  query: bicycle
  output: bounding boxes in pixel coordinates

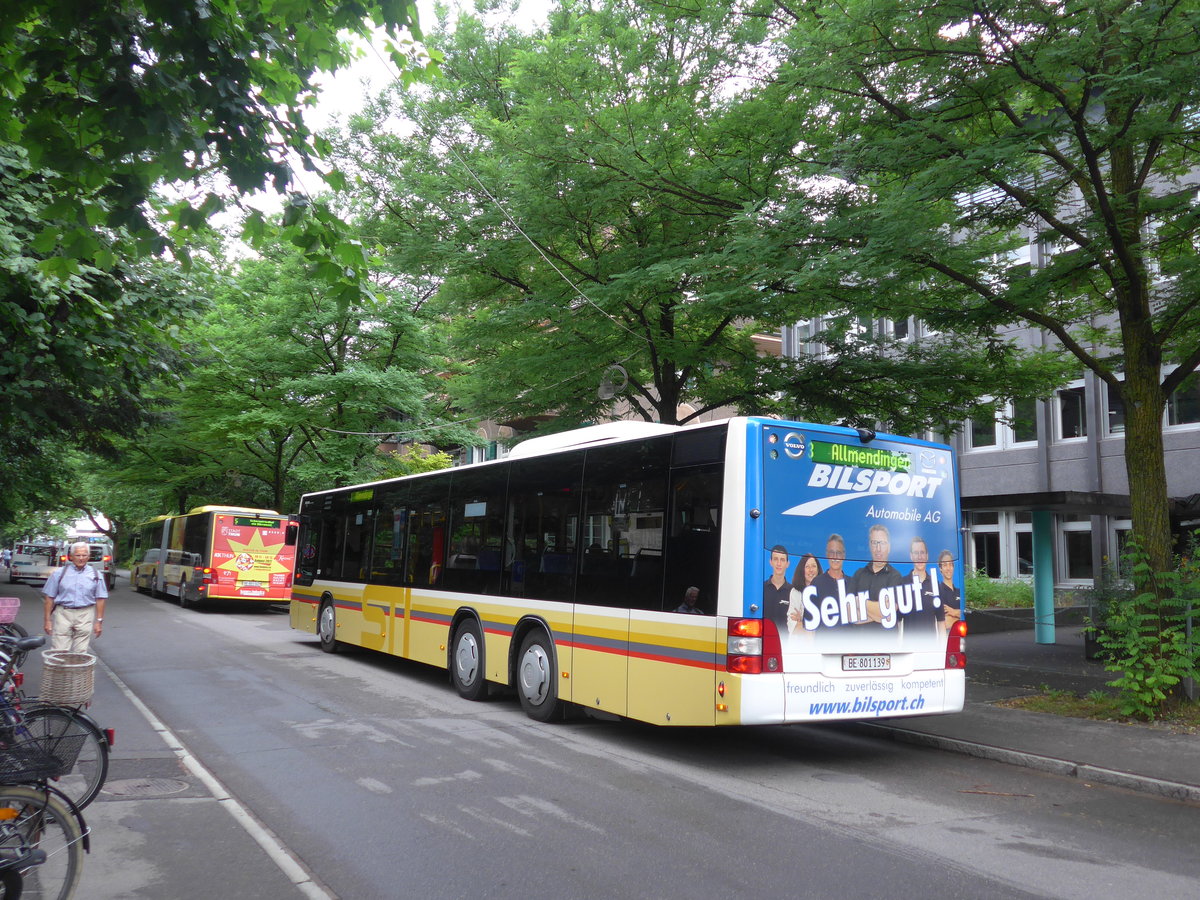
[0,783,84,899]
[0,636,90,900]
[0,642,110,811]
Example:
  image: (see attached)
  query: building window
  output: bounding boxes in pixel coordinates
[1106,384,1125,435]
[967,511,1000,576]
[969,415,997,448]
[964,400,1038,451]
[1061,515,1093,581]
[964,510,1037,581]
[1010,398,1038,444]
[1013,511,1034,576]
[1058,385,1087,439]
[1016,531,1034,576]
[1168,372,1200,426]
[1101,521,1134,579]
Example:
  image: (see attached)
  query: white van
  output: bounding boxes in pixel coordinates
[9,541,61,584]
[86,541,116,590]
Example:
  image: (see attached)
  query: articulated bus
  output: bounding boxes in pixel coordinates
[132,506,297,606]
[290,417,967,726]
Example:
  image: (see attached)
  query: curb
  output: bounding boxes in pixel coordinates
[855,721,1200,805]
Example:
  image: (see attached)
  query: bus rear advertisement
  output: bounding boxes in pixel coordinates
[133,507,296,606]
[287,417,967,727]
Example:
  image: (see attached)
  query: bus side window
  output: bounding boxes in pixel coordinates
[578,438,670,610]
[341,507,375,583]
[506,453,584,603]
[664,464,723,614]
[404,480,449,588]
[368,488,407,585]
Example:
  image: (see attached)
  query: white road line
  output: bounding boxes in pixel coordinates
[97,656,336,900]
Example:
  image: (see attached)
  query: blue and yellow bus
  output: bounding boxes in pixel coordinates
[289,417,966,726]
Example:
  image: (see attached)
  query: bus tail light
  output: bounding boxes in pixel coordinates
[945,619,968,669]
[726,618,783,674]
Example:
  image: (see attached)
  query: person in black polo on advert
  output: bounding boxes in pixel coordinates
[43,542,107,653]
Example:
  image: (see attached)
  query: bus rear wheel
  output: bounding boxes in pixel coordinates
[516,631,561,722]
[318,600,340,653]
[450,619,488,701]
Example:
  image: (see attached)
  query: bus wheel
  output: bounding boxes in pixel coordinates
[318,600,340,653]
[450,619,487,701]
[516,631,561,722]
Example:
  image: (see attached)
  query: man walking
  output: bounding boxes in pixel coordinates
[43,542,107,652]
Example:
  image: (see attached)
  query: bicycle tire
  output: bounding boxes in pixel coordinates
[21,708,108,810]
[0,865,22,897]
[0,785,82,900]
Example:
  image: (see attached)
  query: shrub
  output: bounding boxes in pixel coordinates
[1096,538,1200,720]
[964,570,1034,608]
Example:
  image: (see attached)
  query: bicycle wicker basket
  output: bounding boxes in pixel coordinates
[0,598,18,624]
[40,650,96,706]
[0,732,86,783]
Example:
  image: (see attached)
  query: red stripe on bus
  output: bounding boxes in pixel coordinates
[560,639,721,670]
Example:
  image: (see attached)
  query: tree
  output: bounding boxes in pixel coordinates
[337,0,812,429]
[337,0,1063,438]
[0,0,426,524]
[758,0,1200,578]
[108,235,467,513]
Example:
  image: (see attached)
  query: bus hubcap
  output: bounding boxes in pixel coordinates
[455,632,479,685]
[519,643,550,705]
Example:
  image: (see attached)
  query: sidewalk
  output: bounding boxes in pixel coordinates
[861,624,1200,804]
[0,579,315,899]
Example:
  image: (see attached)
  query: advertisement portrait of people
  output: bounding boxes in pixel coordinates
[760,427,963,653]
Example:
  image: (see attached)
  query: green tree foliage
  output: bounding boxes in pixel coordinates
[0,0,424,527]
[760,0,1200,575]
[0,146,204,465]
[337,0,1064,437]
[338,1,814,429]
[103,237,463,515]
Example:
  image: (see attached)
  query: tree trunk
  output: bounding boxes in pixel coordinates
[1120,365,1172,583]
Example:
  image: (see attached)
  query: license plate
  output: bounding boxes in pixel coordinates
[842,654,891,672]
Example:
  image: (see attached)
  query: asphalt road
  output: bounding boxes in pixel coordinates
[5,576,1197,899]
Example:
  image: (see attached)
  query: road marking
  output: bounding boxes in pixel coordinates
[97,656,337,900]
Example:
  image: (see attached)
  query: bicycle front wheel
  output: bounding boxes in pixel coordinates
[22,708,108,810]
[0,785,83,900]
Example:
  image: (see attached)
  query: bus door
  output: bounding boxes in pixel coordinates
[628,459,725,725]
[363,496,409,656]
[571,438,672,718]
[570,606,628,716]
